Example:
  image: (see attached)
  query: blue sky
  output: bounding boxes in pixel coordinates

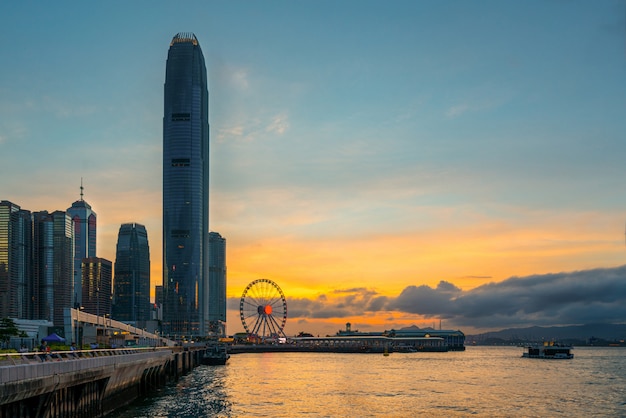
[1,1,625,335]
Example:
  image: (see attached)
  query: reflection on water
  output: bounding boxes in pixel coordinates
[110,347,626,417]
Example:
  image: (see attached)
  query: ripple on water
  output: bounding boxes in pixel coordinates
[109,348,626,417]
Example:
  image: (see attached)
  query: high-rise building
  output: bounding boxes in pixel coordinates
[2,202,78,325]
[33,210,74,326]
[82,257,112,318]
[154,285,164,321]
[67,181,97,309]
[162,32,210,337]
[33,211,54,322]
[0,201,33,319]
[208,232,226,336]
[112,223,150,324]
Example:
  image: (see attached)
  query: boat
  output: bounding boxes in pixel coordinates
[522,342,573,359]
[201,344,230,366]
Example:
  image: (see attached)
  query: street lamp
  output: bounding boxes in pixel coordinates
[76,306,85,348]
[104,313,110,347]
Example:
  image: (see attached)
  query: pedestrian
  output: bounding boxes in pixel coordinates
[38,341,48,361]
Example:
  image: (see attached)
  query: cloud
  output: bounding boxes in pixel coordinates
[393,281,462,315]
[462,275,493,279]
[40,95,97,118]
[244,266,626,332]
[387,265,626,329]
[446,104,470,118]
[266,113,289,135]
[231,69,249,90]
[444,84,516,119]
[0,120,28,145]
[215,112,289,143]
[287,288,384,319]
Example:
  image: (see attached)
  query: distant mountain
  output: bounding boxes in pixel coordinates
[467,323,626,343]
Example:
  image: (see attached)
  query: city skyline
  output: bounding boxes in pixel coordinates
[1,1,625,336]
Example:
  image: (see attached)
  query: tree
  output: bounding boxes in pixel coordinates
[0,317,20,348]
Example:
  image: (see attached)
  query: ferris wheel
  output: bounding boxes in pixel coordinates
[240,279,288,339]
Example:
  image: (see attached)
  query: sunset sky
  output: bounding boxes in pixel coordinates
[1,1,625,336]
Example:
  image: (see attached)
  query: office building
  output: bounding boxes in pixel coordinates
[208,232,226,336]
[67,182,97,308]
[81,257,112,318]
[112,223,150,323]
[162,32,210,337]
[33,210,74,326]
[0,201,33,319]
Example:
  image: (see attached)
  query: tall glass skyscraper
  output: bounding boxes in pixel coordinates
[112,223,150,323]
[82,257,112,318]
[0,201,32,319]
[162,32,210,337]
[31,210,74,326]
[208,232,226,336]
[67,182,96,309]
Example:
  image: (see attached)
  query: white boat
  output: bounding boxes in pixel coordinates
[522,343,573,359]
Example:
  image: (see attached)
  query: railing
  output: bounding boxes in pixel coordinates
[0,347,171,368]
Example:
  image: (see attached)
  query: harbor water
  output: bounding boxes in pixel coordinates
[109,346,626,417]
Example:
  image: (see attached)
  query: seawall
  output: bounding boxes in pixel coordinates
[0,347,204,418]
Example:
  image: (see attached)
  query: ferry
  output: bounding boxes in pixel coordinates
[522,343,573,359]
[201,344,230,366]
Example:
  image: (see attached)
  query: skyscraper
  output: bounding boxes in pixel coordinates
[208,232,226,336]
[162,32,210,337]
[82,257,112,318]
[0,201,32,319]
[32,211,55,322]
[32,210,74,326]
[67,182,96,309]
[112,223,150,323]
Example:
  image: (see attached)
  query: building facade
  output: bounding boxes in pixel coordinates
[112,223,150,324]
[1,202,78,327]
[0,201,33,319]
[208,232,226,336]
[162,32,210,337]
[81,257,112,318]
[67,183,97,309]
[32,211,74,326]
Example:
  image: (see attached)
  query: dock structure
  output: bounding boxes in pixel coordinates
[0,346,204,417]
[229,335,449,354]
[290,335,448,352]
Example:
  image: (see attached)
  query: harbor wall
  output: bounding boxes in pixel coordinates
[0,348,203,418]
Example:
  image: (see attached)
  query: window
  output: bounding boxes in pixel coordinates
[171,113,190,121]
[171,158,190,167]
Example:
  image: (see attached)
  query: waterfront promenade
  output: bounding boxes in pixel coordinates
[0,346,204,418]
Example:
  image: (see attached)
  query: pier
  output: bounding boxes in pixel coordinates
[229,335,449,354]
[0,346,204,418]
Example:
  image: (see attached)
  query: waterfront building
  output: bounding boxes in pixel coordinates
[33,211,74,326]
[112,223,150,324]
[333,323,466,351]
[81,257,112,318]
[208,232,226,336]
[386,325,466,351]
[162,32,210,337]
[67,182,97,309]
[0,201,33,319]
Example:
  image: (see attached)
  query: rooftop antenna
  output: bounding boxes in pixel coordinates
[80,177,84,201]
